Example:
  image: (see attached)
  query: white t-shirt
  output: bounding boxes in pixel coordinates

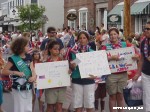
[102,34,109,45]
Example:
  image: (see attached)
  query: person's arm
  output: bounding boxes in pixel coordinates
[28,61,37,82]
[108,55,119,61]
[132,54,143,81]
[2,61,24,77]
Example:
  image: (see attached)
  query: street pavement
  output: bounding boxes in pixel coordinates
[2,92,144,112]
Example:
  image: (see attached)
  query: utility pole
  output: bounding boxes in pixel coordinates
[124,0,131,39]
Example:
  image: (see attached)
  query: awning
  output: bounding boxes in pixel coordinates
[108,2,124,16]
[131,1,150,15]
[0,19,19,24]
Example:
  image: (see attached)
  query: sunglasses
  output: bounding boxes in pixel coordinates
[144,28,150,31]
[49,31,56,34]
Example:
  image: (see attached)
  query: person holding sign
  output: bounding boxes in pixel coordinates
[104,28,134,112]
[2,37,36,112]
[69,31,95,112]
[43,41,66,112]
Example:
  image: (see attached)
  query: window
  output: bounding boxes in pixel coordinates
[79,7,88,30]
[18,0,20,6]
[8,2,10,14]
[13,0,14,8]
[22,0,24,6]
[16,0,17,6]
[68,20,76,29]
[20,0,22,5]
[31,0,37,4]
[10,1,12,9]
[141,15,147,30]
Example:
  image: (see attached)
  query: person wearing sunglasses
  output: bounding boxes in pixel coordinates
[133,21,150,112]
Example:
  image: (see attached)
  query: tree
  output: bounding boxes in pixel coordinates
[18,4,45,31]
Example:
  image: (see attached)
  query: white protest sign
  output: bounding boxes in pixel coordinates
[35,60,71,89]
[76,50,111,78]
[107,47,137,73]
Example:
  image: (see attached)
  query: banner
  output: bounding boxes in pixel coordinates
[107,47,137,73]
[35,61,71,89]
[76,50,111,78]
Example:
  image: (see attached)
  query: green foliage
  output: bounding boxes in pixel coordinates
[18,4,45,31]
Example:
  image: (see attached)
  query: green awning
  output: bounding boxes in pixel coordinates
[131,1,150,15]
[108,4,124,16]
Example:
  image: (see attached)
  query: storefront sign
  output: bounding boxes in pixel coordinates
[107,14,121,25]
[67,12,77,21]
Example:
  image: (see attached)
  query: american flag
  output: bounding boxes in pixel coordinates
[64,35,78,60]
[28,41,33,54]
[67,35,75,48]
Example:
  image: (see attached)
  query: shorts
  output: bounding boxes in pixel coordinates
[12,89,32,112]
[72,83,95,109]
[106,72,127,95]
[95,83,106,99]
[0,81,3,105]
[45,87,66,104]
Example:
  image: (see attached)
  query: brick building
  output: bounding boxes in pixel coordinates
[108,0,150,33]
[64,0,109,31]
[64,0,96,31]
[64,0,150,33]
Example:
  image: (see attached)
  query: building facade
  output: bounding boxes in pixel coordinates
[0,0,64,32]
[64,0,96,31]
[94,0,109,30]
[0,0,32,32]
[108,0,150,33]
[39,0,64,32]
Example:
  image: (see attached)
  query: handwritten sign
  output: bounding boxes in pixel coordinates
[107,47,137,73]
[76,50,111,78]
[35,60,71,89]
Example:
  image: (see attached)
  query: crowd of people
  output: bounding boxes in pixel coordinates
[0,21,149,112]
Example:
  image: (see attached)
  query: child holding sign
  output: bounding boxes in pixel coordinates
[69,31,96,112]
[104,28,138,112]
[44,41,66,112]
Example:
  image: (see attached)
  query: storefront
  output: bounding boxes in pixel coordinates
[107,2,124,29]
[131,0,150,33]
[108,0,150,33]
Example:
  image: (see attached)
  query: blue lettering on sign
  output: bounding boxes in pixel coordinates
[112,64,115,69]
[110,63,128,69]
[119,63,125,68]
[120,52,132,56]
